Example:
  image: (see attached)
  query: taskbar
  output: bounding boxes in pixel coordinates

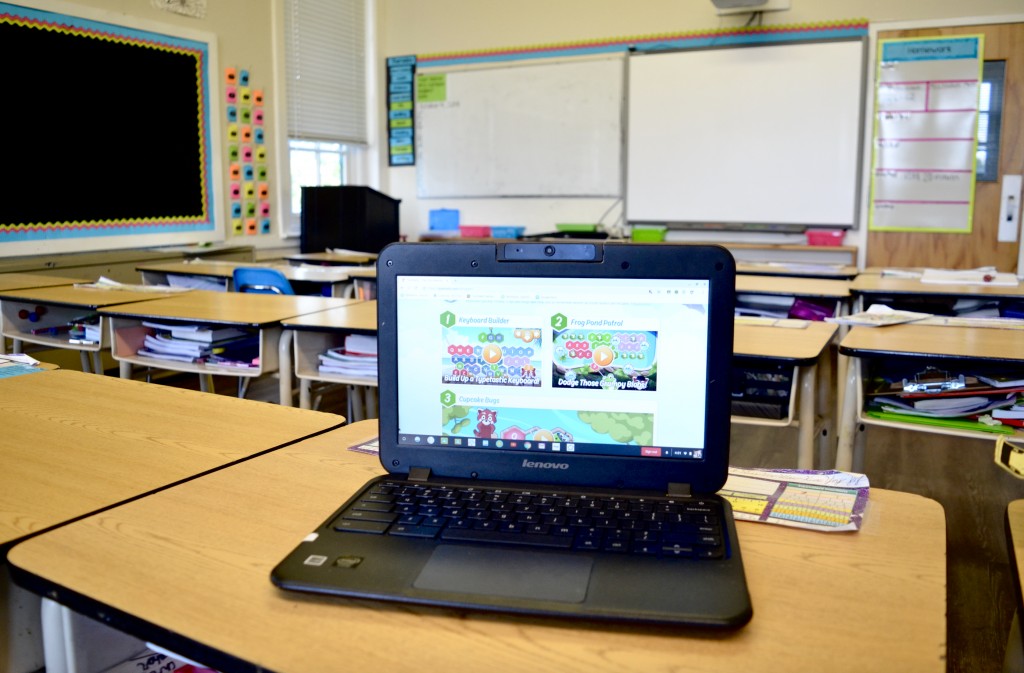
[397,433,704,460]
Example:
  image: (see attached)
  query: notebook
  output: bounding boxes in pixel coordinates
[272,242,752,628]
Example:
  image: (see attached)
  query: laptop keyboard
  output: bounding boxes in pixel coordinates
[330,480,727,560]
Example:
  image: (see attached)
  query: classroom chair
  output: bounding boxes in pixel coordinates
[232,267,294,295]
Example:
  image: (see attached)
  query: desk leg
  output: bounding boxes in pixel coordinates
[78,351,91,374]
[12,338,23,354]
[835,356,861,472]
[366,386,378,420]
[299,380,313,410]
[199,374,214,393]
[797,363,817,470]
[1,564,44,673]
[90,351,104,376]
[119,360,132,379]
[278,330,294,407]
[348,384,365,422]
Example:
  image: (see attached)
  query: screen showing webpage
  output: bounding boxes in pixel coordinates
[395,275,711,461]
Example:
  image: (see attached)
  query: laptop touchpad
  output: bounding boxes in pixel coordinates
[413,546,592,603]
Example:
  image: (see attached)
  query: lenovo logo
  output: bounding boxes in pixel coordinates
[522,459,570,470]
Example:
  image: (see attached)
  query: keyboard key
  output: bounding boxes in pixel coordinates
[333,519,389,534]
[441,528,573,549]
[390,524,441,538]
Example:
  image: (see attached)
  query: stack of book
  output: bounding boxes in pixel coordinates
[138,321,259,367]
[318,334,377,379]
[864,366,1024,434]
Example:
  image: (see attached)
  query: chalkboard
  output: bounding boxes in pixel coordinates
[415,57,624,198]
[625,39,866,229]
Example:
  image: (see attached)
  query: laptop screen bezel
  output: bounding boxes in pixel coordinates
[375,241,736,495]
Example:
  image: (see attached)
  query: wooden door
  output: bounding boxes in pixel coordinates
[867,23,1024,271]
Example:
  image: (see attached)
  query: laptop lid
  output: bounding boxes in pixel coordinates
[376,242,735,495]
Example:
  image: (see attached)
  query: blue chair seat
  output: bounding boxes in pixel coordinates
[232,267,295,295]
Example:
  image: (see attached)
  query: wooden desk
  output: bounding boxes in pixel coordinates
[0,285,187,373]
[0,369,342,673]
[7,421,946,673]
[850,273,1024,311]
[0,272,90,293]
[282,251,377,266]
[0,369,341,551]
[733,320,838,469]
[835,324,1024,472]
[137,260,357,297]
[99,291,356,401]
[735,262,859,279]
[735,274,851,319]
[280,301,378,419]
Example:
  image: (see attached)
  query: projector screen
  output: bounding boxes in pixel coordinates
[625,39,866,230]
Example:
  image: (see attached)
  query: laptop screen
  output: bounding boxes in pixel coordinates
[394,273,712,461]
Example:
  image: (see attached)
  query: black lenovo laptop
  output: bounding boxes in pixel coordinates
[272,241,752,628]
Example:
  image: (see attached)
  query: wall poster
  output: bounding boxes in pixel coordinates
[869,36,984,233]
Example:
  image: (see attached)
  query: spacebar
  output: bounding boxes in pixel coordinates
[440,528,574,549]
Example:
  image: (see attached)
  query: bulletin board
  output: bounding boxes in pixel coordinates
[414,57,624,198]
[625,39,867,229]
[0,1,222,256]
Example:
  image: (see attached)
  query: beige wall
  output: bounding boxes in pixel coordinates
[376,0,1024,241]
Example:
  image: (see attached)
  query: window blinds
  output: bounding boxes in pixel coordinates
[284,0,367,144]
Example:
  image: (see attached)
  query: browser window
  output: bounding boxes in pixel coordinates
[395,275,712,460]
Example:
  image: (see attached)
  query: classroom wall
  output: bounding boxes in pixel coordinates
[5,0,288,257]
[375,0,1024,241]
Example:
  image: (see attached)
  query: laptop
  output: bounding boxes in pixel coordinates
[272,241,752,628]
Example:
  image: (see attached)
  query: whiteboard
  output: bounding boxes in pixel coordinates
[415,57,623,198]
[625,40,866,228]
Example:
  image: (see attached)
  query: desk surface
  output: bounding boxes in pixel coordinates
[282,300,377,332]
[283,251,377,265]
[0,369,341,550]
[9,421,946,673]
[0,284,187,309]
[734,320,837,363]
[0,273,91,293]
[851,273,1024,299]
[137,260,357,284]
[735,274,850,298]
[839,324,1024,362]
[98,290,356,327]
[735,262,859,279]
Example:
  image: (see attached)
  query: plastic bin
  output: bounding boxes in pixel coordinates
[429,208,460,231]
[459,225,491,238]
[490,226,525,239]
[806,229,844,246]
[631,225,667,243]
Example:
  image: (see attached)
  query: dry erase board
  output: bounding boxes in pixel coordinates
[626,40,866,229]
[415,57,623,198]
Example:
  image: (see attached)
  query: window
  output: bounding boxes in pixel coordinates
[976,60,1005,182]
[288,140,349,221]
[283,0,368,236]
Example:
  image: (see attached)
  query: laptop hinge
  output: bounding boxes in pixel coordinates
[408,467,432,483]
[667,483,692,498]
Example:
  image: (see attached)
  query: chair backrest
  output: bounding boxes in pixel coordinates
[232,267,295,295]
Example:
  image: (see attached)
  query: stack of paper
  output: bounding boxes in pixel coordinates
[318,334,378,379]
[136,321,257,366]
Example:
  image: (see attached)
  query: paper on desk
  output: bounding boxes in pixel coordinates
[826,304,932,327]
[719,467,870,532]
[74,276,192,293]
[920,267,1019,287]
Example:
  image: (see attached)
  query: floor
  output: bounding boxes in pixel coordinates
[170,371,1023,673]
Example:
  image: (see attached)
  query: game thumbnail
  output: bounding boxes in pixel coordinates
[441,323,542,387]
[552,328,657,392]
